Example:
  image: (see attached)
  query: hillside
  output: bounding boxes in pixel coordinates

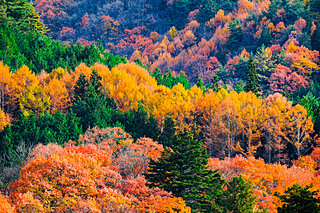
[1,0,320,212]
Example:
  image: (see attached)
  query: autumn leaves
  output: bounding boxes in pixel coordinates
[0,61,314,163]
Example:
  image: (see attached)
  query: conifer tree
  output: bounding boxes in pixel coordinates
[276,184,320,213]
[158,116,176,147]
[244,54,262,97]
[196,77,205,91]
[235,80,245,93]
[225,19,243,51]
[311,23,320,52]
[73,72,89,102]
[72,70,110,132]
[220,175,257,213]
[145,132,225,212]
[210,74,220,92]
[2,0,47,33]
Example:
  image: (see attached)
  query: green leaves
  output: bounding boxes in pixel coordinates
[146,132,225,212]
[244,54,262,98]
[276,184,320,213]
[220,175,257,213]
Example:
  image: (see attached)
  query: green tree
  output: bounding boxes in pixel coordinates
[114,104,160,141]
[152,68,191,89]
[71,70,114,132]
[209,74,220,92]
[235,80,245,93]
[225,19,243,52]
[73,72,89,103]
[196,77,205,91]
[158,116,176,147]
[309,0,320,23]
[1,0,47,33]
[311,23,320,52]
[244,55,261,97]
[0,111,82,160]
[220,175,257,213]
[257,27,272,47]
[276,184,320,213]
[145,132,225,212]
[197,0,217,23]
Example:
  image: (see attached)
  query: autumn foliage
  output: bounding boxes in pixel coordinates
[209,155,320,212]
[8,127,190,212]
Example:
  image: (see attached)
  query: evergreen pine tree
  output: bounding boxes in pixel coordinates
[283,85,290,100]
[311,23,320,52]
[210,74,220,92]
[225,19,243,52]
[145,132,225,212]
[196,77,205,91]
[244,54,262,97]
[235,80,245,93]
[198,0,217,23]
[73,72,89,102]
[220,175,257,213]
[276,184,320,213]
[3,0,47,33]
[257,27,272,47]
[158,116,176,147]
[88,68,102,96]
[72,70,110,132]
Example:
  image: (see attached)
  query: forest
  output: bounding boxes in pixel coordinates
[1,0,320,212]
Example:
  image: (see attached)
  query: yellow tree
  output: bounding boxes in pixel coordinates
[263,93,292,163]
[8,65,39,116]
[170,84,200,132]
[195,89,222,156]
[148,85,175,131]
[20,83,50,117]
[236,91,264,157]
[0,62,13,113]
[44,78,70,113]
[284,104,314,158]
[0,108,10,131]
[213,91,242,158]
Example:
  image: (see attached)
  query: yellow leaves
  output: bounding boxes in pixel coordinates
[44,78,70,113]
[284,104,314,157]
[0,108,10,130]
[168,26,178,41]
[10,65,39,106]
[115,63,157,90]
[20,83,50,117]
[46,67,67,83]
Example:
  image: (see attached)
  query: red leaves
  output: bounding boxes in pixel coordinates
[269,64,308,93]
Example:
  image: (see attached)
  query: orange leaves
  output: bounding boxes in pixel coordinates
[0,194,15,213]
[11,144,116,212]
[115,137,164,178]
[209,155,317,212]
[119,176,191,213]
[14,192,45,213]
[9,127,189,212]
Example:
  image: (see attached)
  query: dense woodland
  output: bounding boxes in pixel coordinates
[1,0,320,212]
